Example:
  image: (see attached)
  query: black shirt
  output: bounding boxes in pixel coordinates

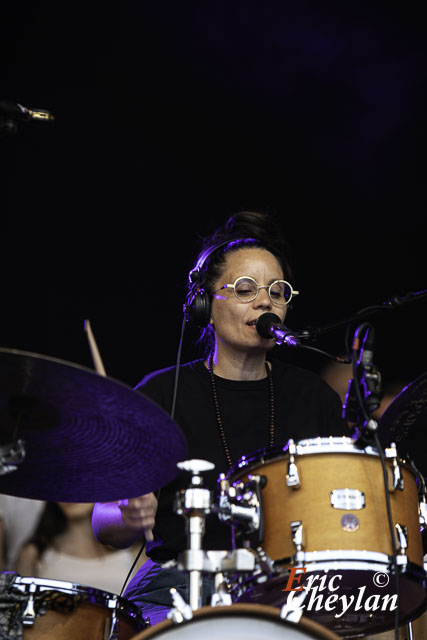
[137,358,347,562]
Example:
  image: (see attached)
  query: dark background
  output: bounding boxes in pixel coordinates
[2,1,426,392]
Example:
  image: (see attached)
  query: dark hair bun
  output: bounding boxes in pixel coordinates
[198,210,293,282]
[226,210,285,249]
[225,210,280,239]
[220,210,293,280]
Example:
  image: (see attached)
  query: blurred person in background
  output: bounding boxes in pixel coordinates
[16,501,145,595]
[0,495,45,571]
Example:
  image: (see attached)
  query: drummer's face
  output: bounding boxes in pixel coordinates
[210,248,287,353]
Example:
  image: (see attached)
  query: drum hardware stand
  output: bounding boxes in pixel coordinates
[174,459,214,611]
[217,472,263,536]
[172,460,258,619]
[0,395,31,476]
[218,464,314,597]
[0,438,25,475]
[253,546,275,575]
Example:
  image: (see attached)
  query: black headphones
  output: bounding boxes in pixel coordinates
[184,239,234,327]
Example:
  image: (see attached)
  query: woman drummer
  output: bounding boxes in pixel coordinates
[92,210,346,625]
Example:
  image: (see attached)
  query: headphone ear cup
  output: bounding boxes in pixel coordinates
[185,288,211,327]
[185,238,233,327]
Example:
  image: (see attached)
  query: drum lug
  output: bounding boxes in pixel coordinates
[105,610,118,640]
[395,523,409,554]
[290,520,304,552]
[419,498,427,530]
[386,443,404,491]
[406,456,427,530]
[167,588,193,624]
[104,596,123,640]
[280,586,307,623]
[286,440,301,489]
[22,581,36,627]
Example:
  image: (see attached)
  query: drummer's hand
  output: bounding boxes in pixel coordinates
[117,492,157,542]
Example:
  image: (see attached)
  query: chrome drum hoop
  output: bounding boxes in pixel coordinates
[8,574,147,638]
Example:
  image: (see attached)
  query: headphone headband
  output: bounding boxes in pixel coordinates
[188,240,232,284]
[185,238,260,327]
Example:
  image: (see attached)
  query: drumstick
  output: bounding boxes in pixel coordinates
[84,319,107,377]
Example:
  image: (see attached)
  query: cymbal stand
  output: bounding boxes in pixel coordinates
[171,459,257,620]
[0,439,25,475]
[0,397,28,475]
[175,459,213,611]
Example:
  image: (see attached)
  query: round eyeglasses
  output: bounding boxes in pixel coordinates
[213,276,299,306]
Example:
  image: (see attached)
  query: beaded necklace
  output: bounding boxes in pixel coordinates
[207,352,275,468]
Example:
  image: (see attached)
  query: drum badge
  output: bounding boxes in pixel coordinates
[341,513,360,532]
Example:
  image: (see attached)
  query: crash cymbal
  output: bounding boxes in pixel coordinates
[379,371,427,476]
[0,348,187,502]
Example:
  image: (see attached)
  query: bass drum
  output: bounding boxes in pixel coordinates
[130,604,341,640]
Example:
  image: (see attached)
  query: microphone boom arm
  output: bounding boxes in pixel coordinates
[299,289,427,342]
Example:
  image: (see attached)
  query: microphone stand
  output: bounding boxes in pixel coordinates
[0,99,54,136]
[298,289,427,344]
[343,323,402,640]
[286,289,426,366]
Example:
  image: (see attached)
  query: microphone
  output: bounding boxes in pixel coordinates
[256,313,300,347]
[342,323,382,426]
[359,325,375,370]
[358,326,382,415]
[0,99,54,123]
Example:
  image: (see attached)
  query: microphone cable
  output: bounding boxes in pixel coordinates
[171,314,187,422]
[118,318,187,601]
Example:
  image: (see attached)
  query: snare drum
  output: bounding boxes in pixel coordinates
[6,575,147,639]
[130,603,340,640]
[225,437,427,637]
